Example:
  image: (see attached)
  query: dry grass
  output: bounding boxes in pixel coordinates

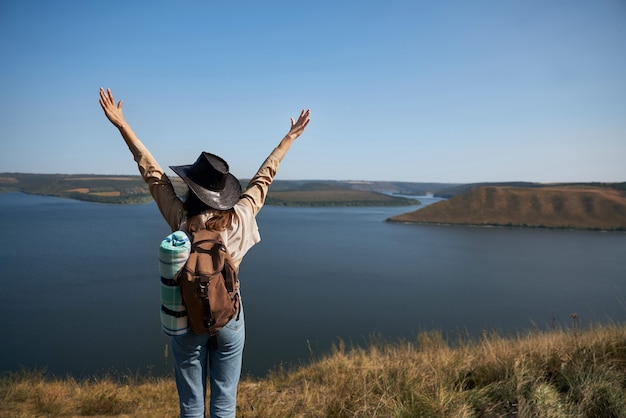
[2,324,625,417]
[0,372,179,418]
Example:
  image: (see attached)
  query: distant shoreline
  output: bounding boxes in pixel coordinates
[386,219,626,232]
[3,174,625,225]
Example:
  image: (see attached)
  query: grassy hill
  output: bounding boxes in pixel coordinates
[0,173,420,207]
[0,173,162,204]
[2,323,625,417]
[388,185,626,231]
[265,182,419,206]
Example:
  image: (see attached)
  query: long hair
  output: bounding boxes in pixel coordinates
[184,190,235,233]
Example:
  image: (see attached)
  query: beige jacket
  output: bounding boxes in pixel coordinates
[129,140,286,269]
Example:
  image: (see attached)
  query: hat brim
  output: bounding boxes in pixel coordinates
[170,164,242,210]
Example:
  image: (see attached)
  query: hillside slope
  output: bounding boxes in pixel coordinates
[387,185,626,230]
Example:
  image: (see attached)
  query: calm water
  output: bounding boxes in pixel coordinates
[1,192,625,378]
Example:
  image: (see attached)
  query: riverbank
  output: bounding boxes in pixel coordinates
[2,323,625,417]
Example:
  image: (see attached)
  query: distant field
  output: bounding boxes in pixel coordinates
[0,173,419,207]
[0,173,162,204]
[266,189,419,206]
[64,176,139,181]
[388,185,626,231]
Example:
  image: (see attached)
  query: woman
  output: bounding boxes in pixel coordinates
[98,87,310,418]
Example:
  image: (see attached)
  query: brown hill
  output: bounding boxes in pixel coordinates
[387,185,626,231]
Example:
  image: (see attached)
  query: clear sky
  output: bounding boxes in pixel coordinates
[1,0,624,183]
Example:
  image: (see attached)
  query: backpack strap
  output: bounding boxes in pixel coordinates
[161,305,187,318]
[193,238,223,247]
[197,279,217,329]
[161,276,178,287]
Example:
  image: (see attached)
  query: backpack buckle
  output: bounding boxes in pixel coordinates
[198,281,208,298]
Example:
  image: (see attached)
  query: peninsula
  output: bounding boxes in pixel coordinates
[387,184,626,231]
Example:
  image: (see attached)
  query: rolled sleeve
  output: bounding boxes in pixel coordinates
[131,142,184,231]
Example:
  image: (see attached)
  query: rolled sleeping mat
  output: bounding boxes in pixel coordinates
[159,230,191,336]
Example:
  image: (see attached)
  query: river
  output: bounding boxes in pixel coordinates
[0,192,624,378]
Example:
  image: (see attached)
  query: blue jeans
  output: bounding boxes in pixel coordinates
[172,303,245,418]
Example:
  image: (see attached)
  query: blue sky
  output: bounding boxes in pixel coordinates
[1,0,624,183]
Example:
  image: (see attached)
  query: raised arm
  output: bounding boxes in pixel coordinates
[240,109,311,215]
[98,88,184,230]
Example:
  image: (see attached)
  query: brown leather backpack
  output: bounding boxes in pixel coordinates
[178,229,240,336]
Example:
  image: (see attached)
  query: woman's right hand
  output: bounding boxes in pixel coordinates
[99,88,126,129]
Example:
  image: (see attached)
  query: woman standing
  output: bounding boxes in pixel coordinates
[99,88,310,418]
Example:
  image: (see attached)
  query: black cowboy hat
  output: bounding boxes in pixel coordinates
[170,152,242,210]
